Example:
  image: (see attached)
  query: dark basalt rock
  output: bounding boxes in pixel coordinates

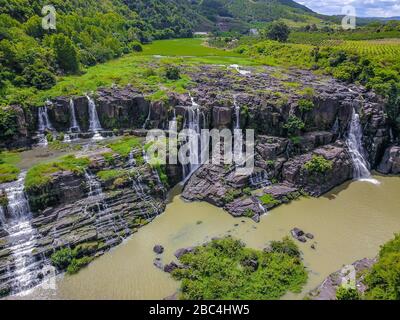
[377,145,400,174]
[163,262,179,273]
[153,245,164,254]
[308,258,376,300]
[291,228,305,238]
[174,247,195,259]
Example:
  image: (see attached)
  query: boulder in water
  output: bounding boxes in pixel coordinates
[153,245,164,254]
[163,262,179,273]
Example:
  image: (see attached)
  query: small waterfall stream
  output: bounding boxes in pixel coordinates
[346,109,379,184]
[67,99,81,138]
[37,105,54,146]
[2,172,46,294]
[84,170,129,242]
[233,96,244,167]
[142,105,152,129]
[181,95,204,181]
[86,95,103,140]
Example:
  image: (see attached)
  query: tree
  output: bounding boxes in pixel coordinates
[266,22,290,42]
[51,34,79,73]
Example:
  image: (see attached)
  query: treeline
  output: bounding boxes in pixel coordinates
[0,0,202,98]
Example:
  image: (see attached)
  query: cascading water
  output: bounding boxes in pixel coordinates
[84,170,129,242]
[142,105,152,129]
[37,105,54,146]
[233,96,244,167]
[86,95,103,140]
[2,172,47,294]
[346,109,379,185]
[181,95,204,181]
[68,99,81,134]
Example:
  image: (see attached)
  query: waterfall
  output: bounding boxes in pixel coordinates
[249,171,271,188]
[69,99,81,133]
[0,205,5,225]
[86,95,103,140]
[346,109,379,185]
[332,117,340,136]
[2,172,45,294]
[233,96,244,167]
[181,95,204,181]
[142,105,152,129]
[37,105,54,146]
[85,170,103,197]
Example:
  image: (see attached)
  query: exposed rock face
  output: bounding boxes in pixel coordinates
[282,143,353,196]
[377,145,400,174]
[0,105,34,149]
[308,258,376,300]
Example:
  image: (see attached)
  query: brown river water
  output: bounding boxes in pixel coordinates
[13,175,400,300]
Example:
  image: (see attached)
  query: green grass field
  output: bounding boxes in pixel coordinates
[140,38,241,57]
[5,38,254,107]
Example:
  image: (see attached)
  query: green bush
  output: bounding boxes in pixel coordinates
[336,287,361,300]
[365,233,400,300]
[223,189,242,204]
[171,237,307,300]
[283,116,305,135]
[264,22,290,42]
[51,248,74,270]
[128,41,143,52]
[67,257,93,274]
[298,99,314,113]
[269,236,301,259]
[259,194,279,207]
[165,66,180,80]
[303,155,333,174]
[52,34,80,74]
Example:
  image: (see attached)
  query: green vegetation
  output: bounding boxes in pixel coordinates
[262,21,291,42]
[0,151,21,183]
[283,116,305,135]
[96,169,126,183]
[303,155,332,174]
[51,242,100,274]
[336,287,361,300]
[107,137,141,158]
[25,155,89,191]
[269,236,301,259]
[259,194,280,208]
[172,237,307,300]
[365,233,400,300]
[298,99,314,113]
[223,189,242,204]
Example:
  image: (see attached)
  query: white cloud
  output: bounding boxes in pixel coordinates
[297,0,400,17]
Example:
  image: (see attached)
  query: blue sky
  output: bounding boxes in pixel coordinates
[297,0,400,17]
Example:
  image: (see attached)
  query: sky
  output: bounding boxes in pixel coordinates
[297,0,400,17]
